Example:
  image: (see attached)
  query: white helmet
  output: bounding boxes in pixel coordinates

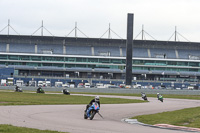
[95,96,100,102]
[157,93,159,95]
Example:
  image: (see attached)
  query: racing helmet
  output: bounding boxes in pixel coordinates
[157,93,159,95]
[95,96,100,102]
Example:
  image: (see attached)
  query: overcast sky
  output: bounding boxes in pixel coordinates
[0,0,200,42]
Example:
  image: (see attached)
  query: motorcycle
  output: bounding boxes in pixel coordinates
[14,87,23,92]
[36,88,45,93]
[62,89,70,95]
[158,95,163,102]
[84,102,100,120]
[141,92,148,101]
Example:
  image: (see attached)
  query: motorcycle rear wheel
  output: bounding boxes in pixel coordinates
[90,110,96,120]
[84,112,88,119]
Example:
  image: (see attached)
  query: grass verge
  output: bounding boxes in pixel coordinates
[0,124,66,133]
[0,92,146,106]
[132,106,200,128]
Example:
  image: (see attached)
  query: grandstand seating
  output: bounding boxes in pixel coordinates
[38,44,63,54]
[178,49,200,59]
[0,43,6,52]
[9,43,35,53]
[122,47,149,58]
[133,48,149,58]
[66,45,91,55]
[1,43,200,60]
[150,48,176,59]
[94,46,120,57]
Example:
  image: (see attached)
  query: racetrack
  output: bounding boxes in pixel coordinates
[0,94,200,133]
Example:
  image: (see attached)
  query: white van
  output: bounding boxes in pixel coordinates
[55,82,63,87]
[96,83,105,88]
[46,81,51,87]
[38,81,44,87]
[16,80,24,86]
[84,83,90,88]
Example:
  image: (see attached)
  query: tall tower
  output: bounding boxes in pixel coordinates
[125,13,134,86]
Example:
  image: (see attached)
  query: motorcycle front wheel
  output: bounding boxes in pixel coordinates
[90,110,96,120]
[160,99,163,102]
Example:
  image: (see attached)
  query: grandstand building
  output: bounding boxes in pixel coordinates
[0,35,200,86]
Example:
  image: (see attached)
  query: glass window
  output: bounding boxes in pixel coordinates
[96,65,110,68]
[144,60,154,65]
[52,63,64,67]
[122,59,126,64]
[8,62,19,65]
[133,60,144,65]
[8,55,18,60]
[55,57,64,61]
[166,68,177,71]
[119,66,125,70]
[154,67,165,70]
[68,58,75,62]
[189,62,198,67]
[76,58,83,62]
[88,58,98,63]
[65,57,68,61]
[20,56,30,60]
[167,61,177,66]
[88,65,95,69]
[0,62,6,65]
[99,59,109,63]
[111,59,121,64]
[82,58,87,62]
[76,64,87,68]
[189,68,198,72]
[66,64,75,68]
[31,56,41,61]
[155,61,166,65]
[0,55,7,59]
[133,67,142,70]
[42,63,52,66]
[177,62,188,66]
[27,63,39,66]
[178,68,188,72]
[42,56,52,61]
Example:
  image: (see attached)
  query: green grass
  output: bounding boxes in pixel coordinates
[0,92,146,106]
[0,124,66,133]
[132,106,200,128]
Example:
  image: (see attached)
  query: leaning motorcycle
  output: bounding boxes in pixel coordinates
[84,102,100,120]
[141,92,148,101]
[14,88,23,92]
[62,89,70,95]
[36,88,45,93]
[158,95,163,102]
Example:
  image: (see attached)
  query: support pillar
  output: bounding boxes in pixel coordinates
[125,13,134,86]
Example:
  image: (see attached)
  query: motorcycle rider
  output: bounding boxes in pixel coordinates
[85,96,100,112]
[37,86,42,93]
[62,89,70,95]
[141,92,147,100]
[15,85,19,92]
[157,93,162,99]
[141,92,146,98]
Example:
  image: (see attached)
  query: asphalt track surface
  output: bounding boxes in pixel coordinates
[0,94,200,133]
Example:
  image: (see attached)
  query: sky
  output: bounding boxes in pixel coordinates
[0,0,200,42]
